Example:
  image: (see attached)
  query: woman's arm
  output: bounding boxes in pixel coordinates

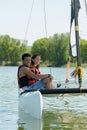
[22,66,52,80]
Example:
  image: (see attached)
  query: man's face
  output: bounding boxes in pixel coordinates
[23,56,31,67]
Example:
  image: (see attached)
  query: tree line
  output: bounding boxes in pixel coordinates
[0,33,87,66]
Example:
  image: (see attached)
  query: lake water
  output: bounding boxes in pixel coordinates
[0,66,87,130]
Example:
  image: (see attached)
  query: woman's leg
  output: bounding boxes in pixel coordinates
[42,77,55,89]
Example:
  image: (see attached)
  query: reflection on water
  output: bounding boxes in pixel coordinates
[43,110,87,130]
[18,113,42,130]
[42,95,87,130]
[17,108,87,130]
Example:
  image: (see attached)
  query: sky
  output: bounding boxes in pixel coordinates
[0,0,87,46]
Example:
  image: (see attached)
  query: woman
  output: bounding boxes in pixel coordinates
[31,54,41,74]
[30,54,55,89]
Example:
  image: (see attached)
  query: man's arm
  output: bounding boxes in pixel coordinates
[23,66,52,80]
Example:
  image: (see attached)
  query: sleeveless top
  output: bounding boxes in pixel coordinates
[17,65,40,88]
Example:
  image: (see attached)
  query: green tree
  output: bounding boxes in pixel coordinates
[48,33,69,66]
[0,35,30,65]
[31,38,48,62]
[80,39,87,63]
[0,35,11,64]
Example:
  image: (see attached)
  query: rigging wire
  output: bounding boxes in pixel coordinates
[43,0,48,38]
[44,0,51,73]
[43,0,53,78]
[84,0,87,16]
[24,0,35,40]
[24,0,48,41]
[43,1,61,88]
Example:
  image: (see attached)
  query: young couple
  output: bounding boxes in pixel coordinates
[17,53,55,91]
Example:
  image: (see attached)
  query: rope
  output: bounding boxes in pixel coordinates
[71,66,84,78]
[84,0,87,16]
[24,0,35,40]
[75,66,84,78]
[43,0,48,38]
[70,66,84,88]
[24,0,48,41]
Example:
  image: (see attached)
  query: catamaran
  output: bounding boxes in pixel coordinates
[19,0,87,119]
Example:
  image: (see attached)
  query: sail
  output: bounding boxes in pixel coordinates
[70,20,77,57]
[69,0,81,58]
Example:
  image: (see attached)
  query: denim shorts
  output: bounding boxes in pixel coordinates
[21,80,45,91]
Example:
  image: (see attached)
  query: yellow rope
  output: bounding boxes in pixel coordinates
[75,66,84,78]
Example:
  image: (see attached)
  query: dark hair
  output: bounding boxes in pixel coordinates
[22,53,31,60]
[31,54,41,68]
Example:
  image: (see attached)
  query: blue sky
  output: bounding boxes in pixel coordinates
[0,0,87,46]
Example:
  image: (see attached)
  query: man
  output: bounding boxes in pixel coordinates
[17,53,55,91]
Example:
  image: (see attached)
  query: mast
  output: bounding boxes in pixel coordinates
[74,0,80,66]
[74,0,82,87]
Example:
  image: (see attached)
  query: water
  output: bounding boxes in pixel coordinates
[0,66,87,130]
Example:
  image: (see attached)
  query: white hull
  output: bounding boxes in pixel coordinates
[18,91,43,119]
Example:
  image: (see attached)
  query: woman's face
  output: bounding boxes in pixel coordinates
[33,56,41,65]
